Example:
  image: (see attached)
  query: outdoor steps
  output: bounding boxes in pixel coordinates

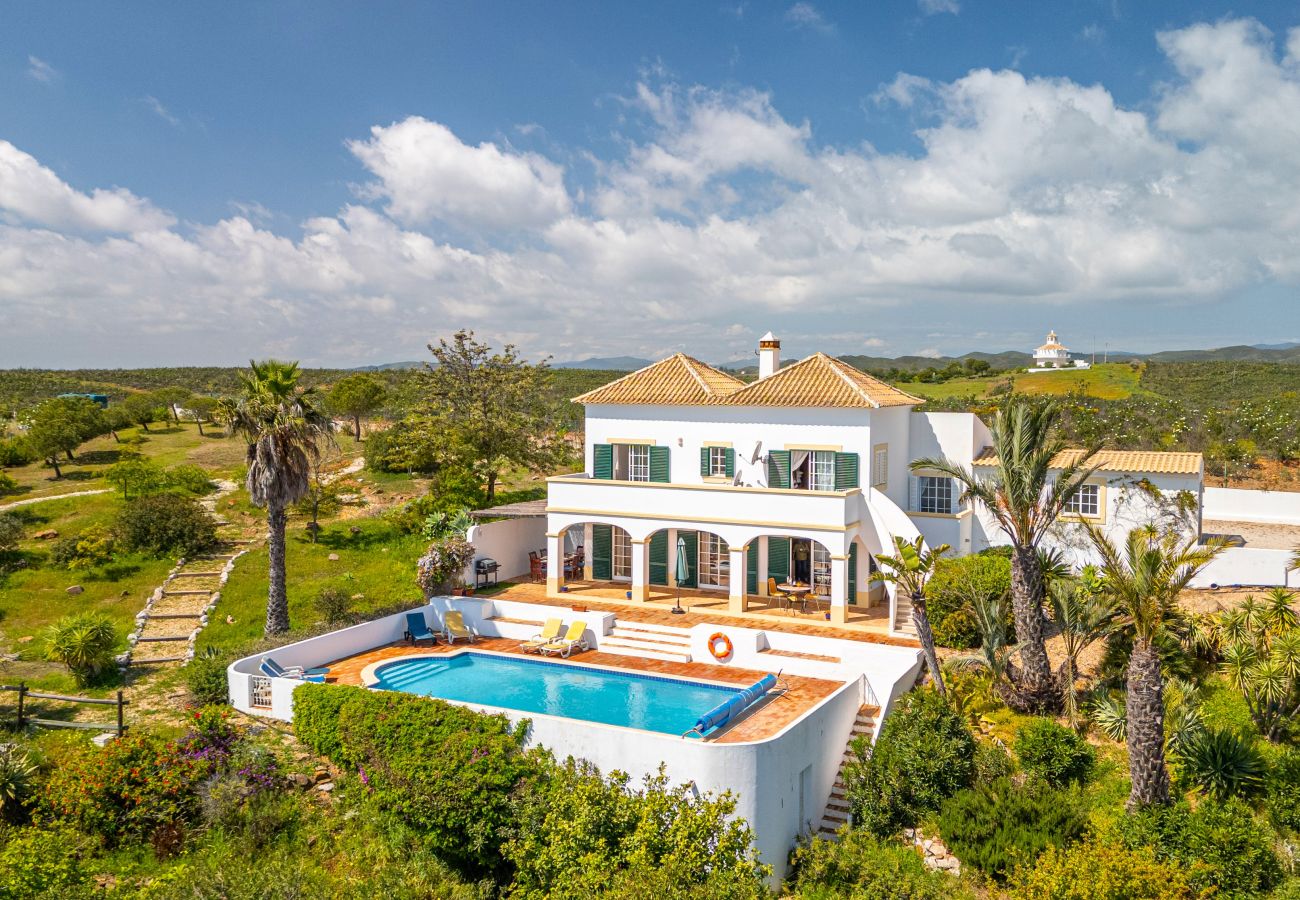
[816,705,880,840]
[893,595,918,636]
[600,621,693,663]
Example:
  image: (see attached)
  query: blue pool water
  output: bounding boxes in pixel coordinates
[372,651,741,736]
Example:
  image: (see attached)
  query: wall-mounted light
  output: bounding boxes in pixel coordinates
[677,437,683,447]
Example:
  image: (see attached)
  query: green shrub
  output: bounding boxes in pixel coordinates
[1015,719,1095,787]
[789,829,973,899]
[42,732,211,846]
[48,525,116,570]
[0,824,90,900]
[116,493,218,556]
[0,513,22,554]
[974,740,1016,786]
[415,536,475,596]
[1007,838,1200,900]
[42,612,118,686]
[1266,749,1300,833]
[0,437,35,468]
[1117,798,1284,899]
[505,759,770,899]
[313,586,354,625]
[184,647,232,706]
[165,463,215,495]
[937,778,1087,882]
[1175,728,1265,801]
[0,747,38,824]
[0,473,16,498]
[105,457,166,500]
[925,551,1012,648]
[292,682,352,761]
[845,689,976,838]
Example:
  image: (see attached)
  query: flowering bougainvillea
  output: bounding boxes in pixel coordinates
[416,536,475,596]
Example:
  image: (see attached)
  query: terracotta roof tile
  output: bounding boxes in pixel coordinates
[972,447,1203,476]
[571,354,744,406]
[722,353,923,409]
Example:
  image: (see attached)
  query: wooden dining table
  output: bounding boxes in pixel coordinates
[775,582,813,614]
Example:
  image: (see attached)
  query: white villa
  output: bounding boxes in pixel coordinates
[540,332,1202,634]
[1030,329,1090,371]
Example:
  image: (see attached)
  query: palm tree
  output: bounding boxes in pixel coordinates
[912,398,1098,712]
[226,360,334,635]
[1086,524,1224,808]
[1049,569,1114,730]
[872,536,951,697]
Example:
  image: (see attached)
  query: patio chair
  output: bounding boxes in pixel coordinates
[529,555,546,584]
[403,611,437,645]
[540,621,589,658]
[766,578,789,614]
[520,618,563,654]
[259,656,330,682]
[443,610,477,644]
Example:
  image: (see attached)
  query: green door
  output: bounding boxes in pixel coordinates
[746,542,758,594]
[847,542,858,605]
[591,525,612,580]
[649,531,668,586]
[766,536,789,587]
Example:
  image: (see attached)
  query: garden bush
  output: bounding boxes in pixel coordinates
[0,472,16,497]
[49,525,115,570]
[1117,798,1284,899]
[789,829,973,900]
[0,437,34,467]
[165,463,215,495]
[1015,718,1095,787]
[974,740,1016,786]
[925,551,1012,648]
[415,536,475,596]
[41,612,118,686]
[937,778,1087,882]
[0,824,91,900]
[0,746,38,824]
[1007,838,1200,900]
[183,647,232,706]
[291,682,352,761]
[116,493,218,557]
[0,513,22,555]
[1266,749,1300,833]
[1174,727,1265,800]
[42,732,211,846]
[505,759,769,899]
[844,689,976,838]
[313,586,354,625]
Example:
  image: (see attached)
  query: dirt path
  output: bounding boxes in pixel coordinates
[0,488,111,511]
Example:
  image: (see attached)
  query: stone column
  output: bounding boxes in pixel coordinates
[545,532,565,596]
[829,554,849,624]
[666,528,678,587]
[630,538,650,602]
[728,545,748,613]
[757,536,770,597]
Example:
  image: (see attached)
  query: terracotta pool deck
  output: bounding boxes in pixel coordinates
[321,636,844,744]
[482,579,919,648]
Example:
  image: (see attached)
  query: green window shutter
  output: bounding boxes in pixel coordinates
[678,531,698,588]
[725,448,736,478]
[767,450,791,489]
[766,536,789,584]
[746,542,758,594]
[699,446,710,476]
[649,531,668,586]
[591,525,612,581]
[835,452,860,490]
[593,444,613,479]
[649,445,671,483]
[848,542,858,605]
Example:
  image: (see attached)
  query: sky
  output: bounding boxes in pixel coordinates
[3,1,1300,368]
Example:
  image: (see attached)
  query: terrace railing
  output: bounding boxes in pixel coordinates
[249,675,273,709]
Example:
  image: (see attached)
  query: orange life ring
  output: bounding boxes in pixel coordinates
[708,632,733,662]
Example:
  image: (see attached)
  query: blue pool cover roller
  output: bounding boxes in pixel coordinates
[691,673,777,735]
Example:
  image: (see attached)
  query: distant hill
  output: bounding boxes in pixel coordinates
[1253,341,1300,350]
[348,361,423,371]
[552,356,653,371]
[1141,344,1300,363]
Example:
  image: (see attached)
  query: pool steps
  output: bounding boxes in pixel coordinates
[598,621,694,664]
[817,704,880,840]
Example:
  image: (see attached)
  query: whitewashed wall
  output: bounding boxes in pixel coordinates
[1203,487,1300,525]
[463,517,547,583]
[1191,548,1296,589]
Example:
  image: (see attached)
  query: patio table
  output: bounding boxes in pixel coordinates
[775,582,812,614]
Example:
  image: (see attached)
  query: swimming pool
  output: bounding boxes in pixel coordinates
[370,651,742,736]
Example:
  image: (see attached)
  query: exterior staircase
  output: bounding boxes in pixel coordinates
[892,593,917,636]
[599,620,693,663]
[817,704,880,839]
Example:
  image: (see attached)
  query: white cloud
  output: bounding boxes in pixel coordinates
[1080,23,1105,42]
[348,117,571,230]
[918,0,959,16]
[26,55,57,83]
[0,140,175,233]
[4,19,1300,366]
[784,3,834,33]
[142,95,180,126]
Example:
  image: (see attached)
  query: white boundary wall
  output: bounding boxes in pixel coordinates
[1191,548,1297,589]
[228,597,922,882]
[463,518,547,583]
[1203,487,1300,525]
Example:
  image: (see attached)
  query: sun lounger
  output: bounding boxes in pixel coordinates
[539,621,589,658]
[520,618,563,654]
[443,610,477,644]
[404,611,437,645]
[260,656,330,682]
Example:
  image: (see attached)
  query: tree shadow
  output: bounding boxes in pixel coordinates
[87,562,142,581]
[56,471,100,483]
[312,527,393,552]
[0,484,33,500]
[76,449,123,466]
[150,426,184,435]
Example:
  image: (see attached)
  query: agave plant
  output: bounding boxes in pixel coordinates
[1215,588,1300,741]
[1264,587,1300,634]
[0,745,38,820]
[1175,728,1265,801]
[1089,679,1204,753]
[42,612,118,686]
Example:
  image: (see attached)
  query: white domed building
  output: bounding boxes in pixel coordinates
[1030,330,1089,371]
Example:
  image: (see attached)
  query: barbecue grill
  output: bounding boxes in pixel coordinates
[475,557,500,588]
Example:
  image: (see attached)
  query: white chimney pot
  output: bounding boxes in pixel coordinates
[758,331,780,379]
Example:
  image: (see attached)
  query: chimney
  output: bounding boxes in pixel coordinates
[758,331,780,379]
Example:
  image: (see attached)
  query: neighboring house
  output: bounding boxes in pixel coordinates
[1029,329,1090,371]
[542,333,1202,634]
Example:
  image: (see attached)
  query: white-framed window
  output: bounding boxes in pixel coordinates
[627,444,650,482]
[697,532,727,587]
[1064,483,1101,517]
[918,476,954,514]
[872,445,888,488]
[612,528,631,580]
[708,446,728,477]
[810,451,836,492]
